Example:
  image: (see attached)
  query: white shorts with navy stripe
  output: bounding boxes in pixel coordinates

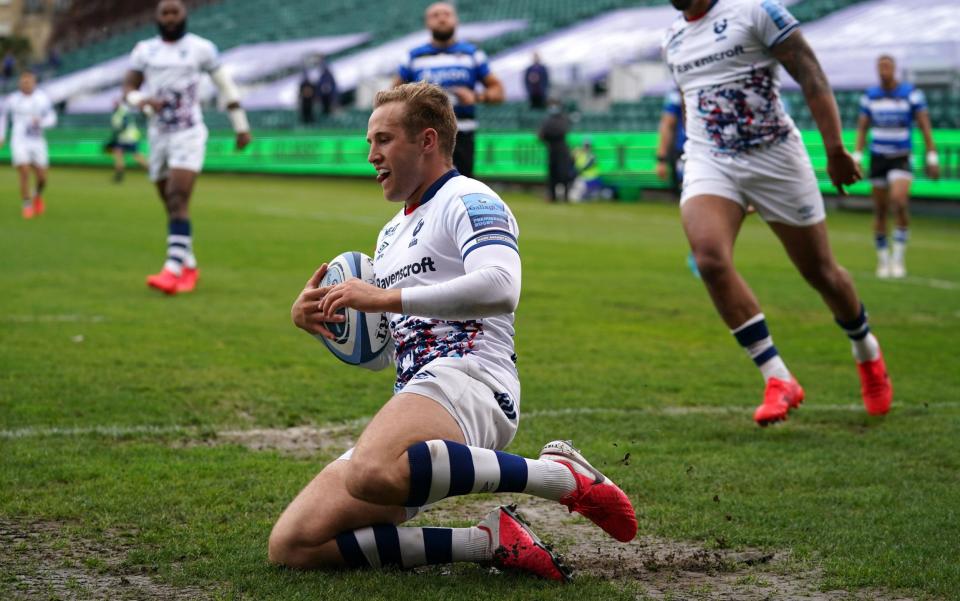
[338,356,518,462]
[681,133,826,227]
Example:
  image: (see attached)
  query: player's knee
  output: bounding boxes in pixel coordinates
[267,523,317,569]
[692,248,731,283]
[344,455,401,503]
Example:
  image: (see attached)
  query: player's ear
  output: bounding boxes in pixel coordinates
[422,127,439,154]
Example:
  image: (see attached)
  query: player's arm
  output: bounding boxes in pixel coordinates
[655,111,677,181]
[209,66,252,150]
[853,114,869,168]
[915,109,939,179]
[0,103,8,146]
[39,99,57,129]
[772,31,861,194]
[478,73,504,104]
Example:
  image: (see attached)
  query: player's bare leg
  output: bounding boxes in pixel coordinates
[31,165,46,215]
[269,393,461,568]
[871,185,891,277]
[768,220,892,415]
[681,195,758,328]
[682,195,802,425]
[888,178,911,278]
[270,392,631,578]
[147,168,200,294]
[17,165,33,218]
[112,147,126,182]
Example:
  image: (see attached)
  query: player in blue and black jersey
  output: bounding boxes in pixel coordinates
[395,2,504,178]
[854,55,939,279]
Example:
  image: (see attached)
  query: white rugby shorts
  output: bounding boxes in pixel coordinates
[681,133,825,226]
[338,356,519,462]
[11,139,49,168]
[148,124,208,182]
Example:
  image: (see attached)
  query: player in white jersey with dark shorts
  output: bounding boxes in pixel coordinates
[269,82,637,580]
[663,0,892,424]
[122,0,251,295]
[0,71,56,219]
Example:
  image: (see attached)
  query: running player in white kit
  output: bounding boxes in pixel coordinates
[0,71,56,219]
[122,0,251,295]
[663,0,892,424]
[268,83,637,580]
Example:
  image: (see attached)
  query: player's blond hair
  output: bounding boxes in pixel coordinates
[374,82,457,159]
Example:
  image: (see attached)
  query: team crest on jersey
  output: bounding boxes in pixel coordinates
[713,19,728,40]
[461,193,509,232]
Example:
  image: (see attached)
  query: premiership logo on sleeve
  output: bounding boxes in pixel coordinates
[461,193,509,231]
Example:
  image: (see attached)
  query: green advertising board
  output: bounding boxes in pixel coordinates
[10,128,960,200]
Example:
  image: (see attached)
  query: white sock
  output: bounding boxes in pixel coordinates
[759,355,791,382]
[851,332,881,363]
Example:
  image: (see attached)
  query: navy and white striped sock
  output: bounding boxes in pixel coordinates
[163,219,192,275]
[875,233,888,252]
[835,304,880,363]
[336,524,490,569]
[732,314,791,382]
[405,440,575,508]
[892,228,908,264]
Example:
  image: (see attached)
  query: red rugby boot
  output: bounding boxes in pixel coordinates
[753,377,805,426]
[539,440,638,543]
[477,505,571,582]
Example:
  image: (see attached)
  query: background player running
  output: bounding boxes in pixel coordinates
[268,82,636,581]
[0,71,56,219]
[122,0,252,295]
[663,0,892,425]
[854,54,939,279]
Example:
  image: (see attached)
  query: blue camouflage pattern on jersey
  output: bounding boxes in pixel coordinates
[392,315,484,391]
[696,66,792,154]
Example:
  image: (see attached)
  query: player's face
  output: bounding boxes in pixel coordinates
[367,103,428,202]
[877,59,896,85]
[426,3,457,42]
[156,0,187,39]
[18,74,35,94]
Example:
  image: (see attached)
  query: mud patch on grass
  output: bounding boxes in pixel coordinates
[0,519,209,600]
[173,424,360,458]
[410,496,917,600]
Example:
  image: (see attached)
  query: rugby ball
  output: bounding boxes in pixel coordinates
[316,251,390,369]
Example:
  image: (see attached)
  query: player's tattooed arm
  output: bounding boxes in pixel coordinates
[772,31,861,193]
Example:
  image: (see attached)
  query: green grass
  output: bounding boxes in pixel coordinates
[1,167,959,600]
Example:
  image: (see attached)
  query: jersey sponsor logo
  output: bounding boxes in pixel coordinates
[412,219,425,237]
[412,369,436,381]
[461,193,510,232]
[762,0,793,29]
[383,224,399,238]
[375,256,437,288]
[421,67,474,85]
[376,239,390,260]
[671,45,745,74]
[713,19,728,37]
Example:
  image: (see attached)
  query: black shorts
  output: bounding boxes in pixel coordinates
[453,130,475,179]
[869,153,913,187]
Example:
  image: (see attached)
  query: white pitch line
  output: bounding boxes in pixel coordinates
[3,403,958,440]
[4,314,106,323]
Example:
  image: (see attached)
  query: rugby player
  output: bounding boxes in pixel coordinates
[0,71,56,219]
[663,0,893,424]
[395,2,504,178]
[268,82,637,580]
[122,0,251,295]
[854,54,939,279]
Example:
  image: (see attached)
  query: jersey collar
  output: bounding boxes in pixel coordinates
[685,0,718,22]
[405,168,460,216]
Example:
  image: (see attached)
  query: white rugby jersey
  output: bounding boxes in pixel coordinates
[0,90,56,144]
[373,169,521,403]
[662,0,800,156]
[130,33,220,134]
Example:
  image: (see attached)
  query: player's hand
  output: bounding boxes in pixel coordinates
[235,131,252,151]
[655,161,669,181]
[451,86,478,106]
[926,163,940,180]
[291,264,342,340]
[826,147,862,196]
[319,278,400,317]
